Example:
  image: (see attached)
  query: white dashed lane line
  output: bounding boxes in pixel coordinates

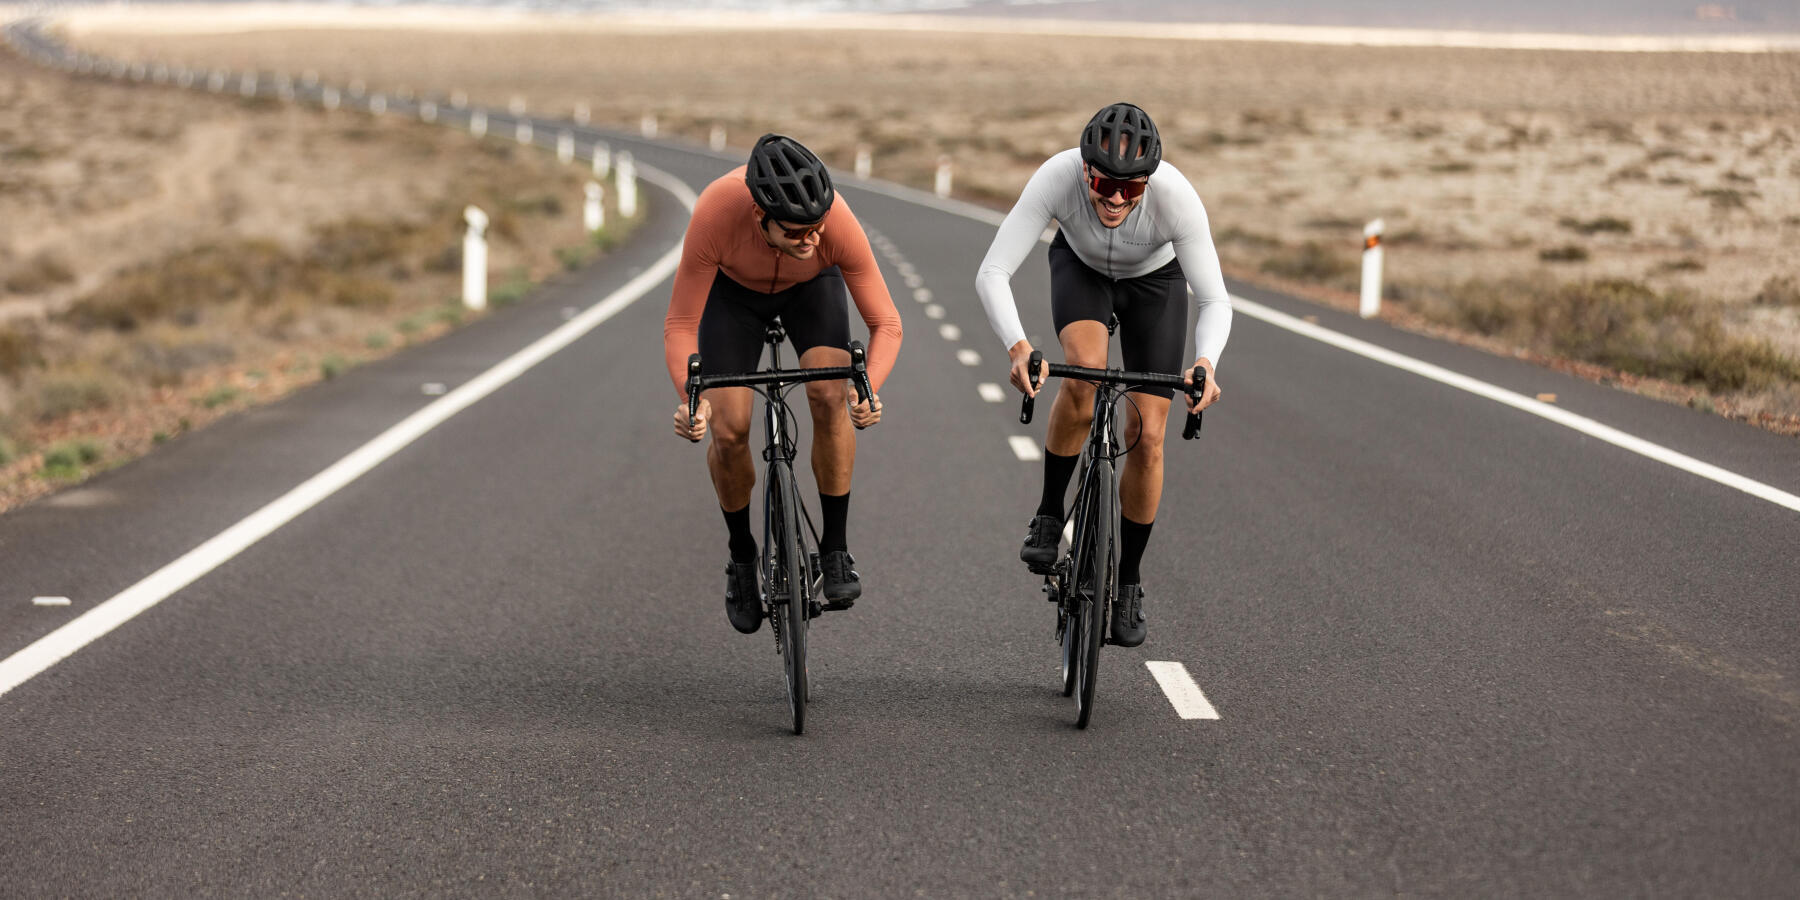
[957,349,982,367]
[978,383,1006,403]
[1008,436,1042,461]
[913,288,932,304]
[1145,661,1221,720]
[939,324,962,341]
[924,304,945,320]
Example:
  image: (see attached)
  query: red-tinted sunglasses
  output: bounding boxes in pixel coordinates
[764,214,824,240]
[1088,174,1148,201]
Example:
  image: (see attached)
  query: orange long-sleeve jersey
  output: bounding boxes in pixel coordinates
[662,167,903,397]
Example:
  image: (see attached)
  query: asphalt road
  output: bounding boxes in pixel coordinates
[4,19,1799,897]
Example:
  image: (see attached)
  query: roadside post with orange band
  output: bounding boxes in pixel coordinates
[1360,217,1385,319]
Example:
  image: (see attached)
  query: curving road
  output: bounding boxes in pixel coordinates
[4,18,1800,896]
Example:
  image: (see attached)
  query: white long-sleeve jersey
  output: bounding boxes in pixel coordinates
[974,149,1233,367]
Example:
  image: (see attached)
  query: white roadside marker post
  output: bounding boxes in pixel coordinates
[370,94,386,115]
[322,86,339,111]
[934,156,953,198]
[239,73,257,97]
[709,125,726,152]
[617,151,638,218]
[462,206,489,312]
[470,109,487,138]
[1360,218,1385,319]
[854,144,872,179]
[557,130,574,163]
[515,119,533,145]
[420,100,437,123]
[592,143,611,178]
[640,113,657,138]
[585,181,605,233]
[573,102,590,125]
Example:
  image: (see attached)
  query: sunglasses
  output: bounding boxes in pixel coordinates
[1088,173,1148,201]
[764,215,824,241]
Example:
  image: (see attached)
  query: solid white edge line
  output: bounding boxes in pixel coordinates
[1145,661,1220,720]
[0,166,699,699]
[1008,436,1042,461]
[1231,296,1800,513]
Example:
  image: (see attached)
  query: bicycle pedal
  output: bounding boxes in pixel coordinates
[806,600,824,619]
[821,598,855,612]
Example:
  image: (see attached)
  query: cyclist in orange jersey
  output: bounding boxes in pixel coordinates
[665,134,902,635]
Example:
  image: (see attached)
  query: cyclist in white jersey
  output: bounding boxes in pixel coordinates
[975,102,1230,647]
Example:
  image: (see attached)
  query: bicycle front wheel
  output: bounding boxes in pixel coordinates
[1075,459,1116,730]
[767,461,809,735]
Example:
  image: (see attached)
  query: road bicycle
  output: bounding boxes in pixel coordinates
[1018,344,1203,729]
[686,325,873,735]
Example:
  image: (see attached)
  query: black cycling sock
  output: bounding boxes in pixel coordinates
[722,504,756,563]
[819,491,850,553]
[1036,450,1080,520]
[1119,517,1154,586]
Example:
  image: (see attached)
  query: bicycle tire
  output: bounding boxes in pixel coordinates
[768,461,809,735]
[1076,458,1115,729]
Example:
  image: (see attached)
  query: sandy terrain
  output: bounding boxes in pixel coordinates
[0,37,630,511]
[61,7,1800,418]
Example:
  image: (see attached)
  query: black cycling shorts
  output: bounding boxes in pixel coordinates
[697,266,852,378]
[1048,230,1189,398]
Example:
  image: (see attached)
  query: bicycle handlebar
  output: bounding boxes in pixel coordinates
[1018,350,1205,440]
[684,341,874,441]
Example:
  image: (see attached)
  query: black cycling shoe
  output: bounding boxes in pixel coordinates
[725,560,763,634]
[1110,584,1147,647]
[819,550,861,607]
[1020,514,1061,574]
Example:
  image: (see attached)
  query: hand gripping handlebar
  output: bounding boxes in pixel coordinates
[1018,350,1206,440]
[685,341,874,442]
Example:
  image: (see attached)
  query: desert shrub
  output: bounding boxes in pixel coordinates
[3,252,76,294]
[1754,276,1800,308]
[64,241,293,330]
[310,219,418,269]
[30,370,125,421]
[1215,227,1281,250]
[1539,245,1590,262]
[1655,258,1706,274]
[1428,160,1474,174]
[1423,278,1800,393]
[327,275,394,309]
[0,326,42,377]
[1260,242,1356,283]
[1558,216,1632,235]
[1696,188,1756,211]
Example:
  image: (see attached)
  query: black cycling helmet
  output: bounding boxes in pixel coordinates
[745,133,834,225]
[1080,102,1162,179]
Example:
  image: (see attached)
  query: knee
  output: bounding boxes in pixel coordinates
[806,380,848,421]
[711,415,751,454]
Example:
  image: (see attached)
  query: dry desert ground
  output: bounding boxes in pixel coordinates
[59,7,1800,430]
[0,29,632,511]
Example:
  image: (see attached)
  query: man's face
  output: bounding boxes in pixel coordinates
[1085,164,1149,229]
[758,211,824,260]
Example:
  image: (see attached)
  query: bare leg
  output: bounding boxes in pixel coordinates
[1120,393,1171,524]
[801,345,855,495]
[705,386,756,510]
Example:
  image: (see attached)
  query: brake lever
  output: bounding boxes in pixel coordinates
[849,341,873,431]
[1020,350,1043,424]
[1182,368,1205,440]
[685,354,703,443]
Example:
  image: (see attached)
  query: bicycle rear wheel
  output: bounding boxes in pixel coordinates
[767,461,809,735]
[1075,459,1115,730]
